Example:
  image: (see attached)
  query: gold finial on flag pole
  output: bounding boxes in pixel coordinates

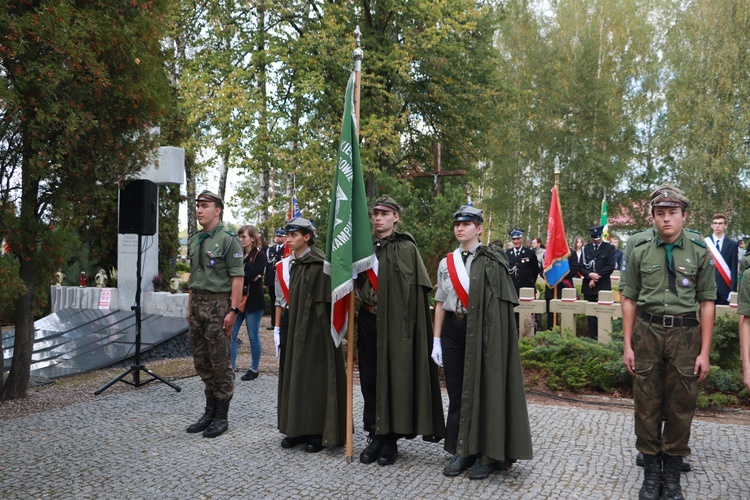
[554,155,560,187]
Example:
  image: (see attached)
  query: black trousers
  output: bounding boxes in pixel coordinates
[584,294,598,340]
[357,307,377,433]
[278,309,289,373]
[441,311,467,454]
[268,286,277,327]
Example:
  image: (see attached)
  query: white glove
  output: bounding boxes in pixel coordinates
[431,337,443,367]
[274,327,281,358]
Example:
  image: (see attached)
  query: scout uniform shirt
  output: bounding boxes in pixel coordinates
[621,229,716,315]
[188,223,245,292]
[435,243,480,315]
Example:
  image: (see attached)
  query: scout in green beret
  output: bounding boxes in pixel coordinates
[620,183,715,500]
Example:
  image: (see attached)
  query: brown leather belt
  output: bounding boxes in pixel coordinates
[193,291,231,301]
[361,303,377,314]
[638,310,698,328]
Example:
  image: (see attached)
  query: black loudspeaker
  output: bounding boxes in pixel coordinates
[118,180,158,235]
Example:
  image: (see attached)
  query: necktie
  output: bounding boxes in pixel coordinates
[594,245,599,252]
[461,251,470,264]
[515,250,519,257]
[664,243,677,294]
[716,240,721,252]
[289,258,297,274]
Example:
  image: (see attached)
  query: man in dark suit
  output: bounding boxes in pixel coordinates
[708,213,738,305]
[579,225,616,340]
[264,228,287,329]
[506,229,539,333]
[610,237,624,270]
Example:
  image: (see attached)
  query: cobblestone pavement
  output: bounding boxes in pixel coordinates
[1,374,748,499]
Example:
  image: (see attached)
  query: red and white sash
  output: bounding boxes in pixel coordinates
[276,256,291,302]
[705,237,731,287]
[446,248,470,309]
[365,259,379,292]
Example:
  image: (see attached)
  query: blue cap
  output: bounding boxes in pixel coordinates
[453,205,484,223]
[275,228,287,237]
[509,229,524,239]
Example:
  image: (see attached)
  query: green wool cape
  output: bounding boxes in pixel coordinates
[451,245,533,462]
[278,246,347,447]
[375,232,446,441]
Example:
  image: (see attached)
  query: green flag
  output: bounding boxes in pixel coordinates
[324,72,376,347]
[600,195,609,240]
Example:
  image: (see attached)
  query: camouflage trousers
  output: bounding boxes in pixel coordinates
[632,315,701,456]
[189,295,234,402]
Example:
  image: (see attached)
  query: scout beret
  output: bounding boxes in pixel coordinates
[650,183,689,209]
[372,195,402,213]
[453,205,484,223]
[589,225,604,238]
[509,229,524,238]
[196,190,224,208]
[285,217,315,234]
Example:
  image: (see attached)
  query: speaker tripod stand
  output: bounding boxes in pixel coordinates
[95,234,181,395]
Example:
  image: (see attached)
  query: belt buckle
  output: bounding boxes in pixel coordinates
[371,306,378,314]
[662,315,674,328]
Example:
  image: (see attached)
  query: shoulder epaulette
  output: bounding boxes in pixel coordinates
[634,238,652,248]
[630,228,649,236]
[684,227,703,237]
[689,237,707,248]
[224,229,236,237]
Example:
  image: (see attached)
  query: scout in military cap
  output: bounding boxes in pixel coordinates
[276,214,345,453]
[453,205,484,224]
[621,183,715,500]
[356,194,445,466]
[186,188,244,438]
[434,207,532,478]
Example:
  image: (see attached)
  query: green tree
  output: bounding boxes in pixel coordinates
[0,0,172,399]
[660,0,750,234]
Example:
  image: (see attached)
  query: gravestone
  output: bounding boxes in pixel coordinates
[514,287,547,338]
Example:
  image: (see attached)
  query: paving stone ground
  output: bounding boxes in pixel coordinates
[1,374,749,499]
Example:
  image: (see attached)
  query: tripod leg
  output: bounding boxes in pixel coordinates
[94,366,137,395]
[140,366,182,392]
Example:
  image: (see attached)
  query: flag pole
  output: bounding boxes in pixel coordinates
[344,25,364,464]
[553,157,560,327]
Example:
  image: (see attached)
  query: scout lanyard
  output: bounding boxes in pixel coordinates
[276,256,291,302]
[446,248,470,309]
[704,237,731,287]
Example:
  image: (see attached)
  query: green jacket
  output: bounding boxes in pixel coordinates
[278,246,347,446]
[452,245,533,462]
[373,231,445,441]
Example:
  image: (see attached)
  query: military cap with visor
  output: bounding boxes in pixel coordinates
[650,183,689,209]
[509,229,524,239]
[196,190,224,208]
[275,228,287,237]
[453,205,484,223]
[285,217,315,234]
[588,225,605,239]
[371,195,402,213]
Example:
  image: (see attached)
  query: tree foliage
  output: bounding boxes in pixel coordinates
[0,0,173,398]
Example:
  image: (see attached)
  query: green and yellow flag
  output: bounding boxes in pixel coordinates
[324,73,376,347]
[600,194,609,241]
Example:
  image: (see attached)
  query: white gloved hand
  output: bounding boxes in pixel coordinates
[431,337,443,367]
[274,327,281,358]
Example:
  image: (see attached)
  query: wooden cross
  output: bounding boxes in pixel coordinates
[409,143,467,197]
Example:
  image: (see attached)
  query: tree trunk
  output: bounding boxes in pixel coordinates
[1,163,39,400]
[257,2,270,226]
[186,150,197,234]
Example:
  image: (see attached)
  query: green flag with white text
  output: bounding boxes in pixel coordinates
[324,72,376,347]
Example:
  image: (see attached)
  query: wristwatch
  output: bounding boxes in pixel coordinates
[230,307,240,315]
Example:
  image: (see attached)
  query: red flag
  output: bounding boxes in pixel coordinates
[543,185,571,288]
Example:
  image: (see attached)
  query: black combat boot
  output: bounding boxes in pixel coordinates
[359,433,383,464]
[639,453,662,500]
[376,433,398,466]
[186,397,216,433]
[661,454,684,500]
[203,399,229,438]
